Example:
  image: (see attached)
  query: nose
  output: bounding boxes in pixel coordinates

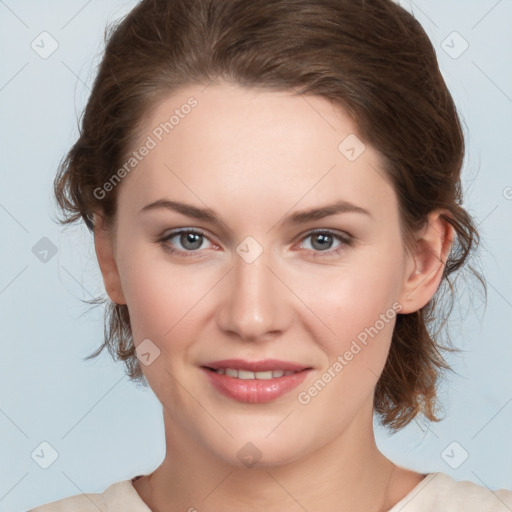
[216,244,291,343]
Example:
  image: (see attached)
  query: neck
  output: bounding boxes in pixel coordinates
[136,406,408,512]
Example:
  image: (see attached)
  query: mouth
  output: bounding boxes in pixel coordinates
[201,359,312,403]
[204,367,299,379]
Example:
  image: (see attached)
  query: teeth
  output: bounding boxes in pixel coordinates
[238,369,255,380]
[215,368,298,379]
[255,371,273,380]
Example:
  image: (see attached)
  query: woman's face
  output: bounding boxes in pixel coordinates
[101,81,418,466]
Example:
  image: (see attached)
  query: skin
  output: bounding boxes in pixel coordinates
[95,81,453,511]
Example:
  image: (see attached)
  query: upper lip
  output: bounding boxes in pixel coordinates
[202,359,311,372]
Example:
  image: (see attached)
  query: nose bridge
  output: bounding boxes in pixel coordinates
[217,239,288,341]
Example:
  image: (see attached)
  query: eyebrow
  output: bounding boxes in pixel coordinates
[139,199,371,226]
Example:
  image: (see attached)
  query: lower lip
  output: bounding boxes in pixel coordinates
[202,368,310,403]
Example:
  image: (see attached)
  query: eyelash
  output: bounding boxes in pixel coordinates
[158,228,353,259]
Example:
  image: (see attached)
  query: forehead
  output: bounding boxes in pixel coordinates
[119,81,397,222]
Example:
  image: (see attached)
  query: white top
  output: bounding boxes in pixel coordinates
[28,472,512,511]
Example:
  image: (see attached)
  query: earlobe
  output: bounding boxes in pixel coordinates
[398,211,454,314]
[93,214,127,305]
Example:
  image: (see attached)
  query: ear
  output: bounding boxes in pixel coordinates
[398,210,454,314]
[94,214,126,305]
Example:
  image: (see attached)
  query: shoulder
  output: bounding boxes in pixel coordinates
[28,491,106,512]
[27,478,150,512]
[389,472,512,512]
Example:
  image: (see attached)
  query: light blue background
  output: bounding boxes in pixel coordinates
[0,1,511,510]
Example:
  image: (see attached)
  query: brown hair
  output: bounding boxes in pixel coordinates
[54,0,482,430]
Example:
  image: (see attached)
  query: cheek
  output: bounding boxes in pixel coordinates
[298,249,405,373]
[306,257,403,329]
[115,243,206,345]
[294,269,402,424]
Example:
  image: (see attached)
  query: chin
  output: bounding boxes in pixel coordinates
[196,422,315,470]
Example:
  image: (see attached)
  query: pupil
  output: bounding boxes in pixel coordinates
[313,233,332,251]
[182,232,202,250]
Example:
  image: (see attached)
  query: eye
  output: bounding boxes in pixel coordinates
[158,228,353,259]
[159,229,215,257]
[299,229,352,258]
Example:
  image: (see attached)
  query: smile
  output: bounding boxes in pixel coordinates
[210,368,297,379]
[201,359,311,403]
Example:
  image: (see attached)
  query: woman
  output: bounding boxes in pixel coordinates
[30,0,512,510]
